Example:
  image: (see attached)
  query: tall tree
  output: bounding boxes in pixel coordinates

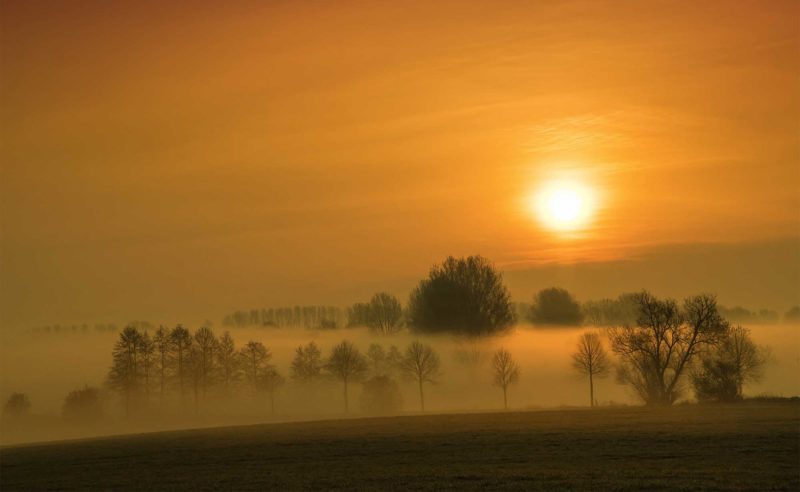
[492,348,520,410]
[609,291,728,405]
[193,326,217,396]
[326,341,368,413]
[407,256,515,336]
[107,326,142,416]
[216,331,241,391]
[399,341,441,411]
[153,326,171,402]
[139,331,155,401]
[169,325,193,396]
[240,341,272,392]
[290,342,323,384]
[571,332,610,407]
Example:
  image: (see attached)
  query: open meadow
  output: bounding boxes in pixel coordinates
[2,401,798,490]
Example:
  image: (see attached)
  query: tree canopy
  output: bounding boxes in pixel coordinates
[407,255,515,336]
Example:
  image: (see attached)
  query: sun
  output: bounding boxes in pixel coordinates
[531,180,596,232]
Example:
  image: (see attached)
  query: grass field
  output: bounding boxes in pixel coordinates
[1,402,798,490]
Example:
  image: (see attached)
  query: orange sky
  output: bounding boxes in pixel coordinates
[1,0,798,327]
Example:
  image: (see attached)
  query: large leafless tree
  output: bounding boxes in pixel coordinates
[608,291,728,405]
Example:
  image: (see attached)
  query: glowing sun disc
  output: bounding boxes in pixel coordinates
[531,181,596,232]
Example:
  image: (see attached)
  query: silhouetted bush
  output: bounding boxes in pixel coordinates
[529,287,583,326]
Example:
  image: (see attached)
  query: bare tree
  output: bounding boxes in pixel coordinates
[571,332,610,407]
[367,293,403,335]
[153,326,171,402]
[326,340,368,413]
[139,331,155,402]
[399,341,441,411]
[366,343,388,377]
[492,348,519,410]
[290,342,323,384]
[259,368,285,415]
[240,341,272,392]
[609,291,728,405]
[107,326,142,416]
[169,325,193,396]
[193,326,217,396]
[216,331,241,392]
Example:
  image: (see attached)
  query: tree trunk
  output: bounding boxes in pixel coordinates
[589,372,594,408]
[419,380,425,412]
[503,386,508,410]
[270,391,275,415]
[343,379,349,413]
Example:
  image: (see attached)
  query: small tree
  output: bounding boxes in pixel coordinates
[399,341,441,411]
[240,341,272,392]
[259,368,285,415]
[216,331,241,391]
[530,287,583,326]
[407,256,515,336]
[492,348,519,410]
[326,341,368,413]
[2,393,31,419]
[290,342,323,384]
[367,293,403,335]
[571,332,610,407]
[691,325,768,402]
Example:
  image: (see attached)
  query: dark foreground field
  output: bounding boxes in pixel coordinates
[1,402,798,491]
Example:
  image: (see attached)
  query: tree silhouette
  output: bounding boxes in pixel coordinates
[153,326,171,402]
[193,326,217,396]
[2,393,31,419]
[259,368,285,415]
[492,348,519,410]
[609,291,728,405]
[169,325,193,396]
[399,341,441,411]
[326,340,367,413]
[407,255,515,336]
[571,332,610,407]
[107,326,142,416]
[367,293,403,334]
[530,287,583,326]
[691,325,767,401]
[216,331,241,392]
[62,386,102,423]
[290,342,323,384]
[240,341,272,392]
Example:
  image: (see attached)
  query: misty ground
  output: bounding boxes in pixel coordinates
[1,402,797,491]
